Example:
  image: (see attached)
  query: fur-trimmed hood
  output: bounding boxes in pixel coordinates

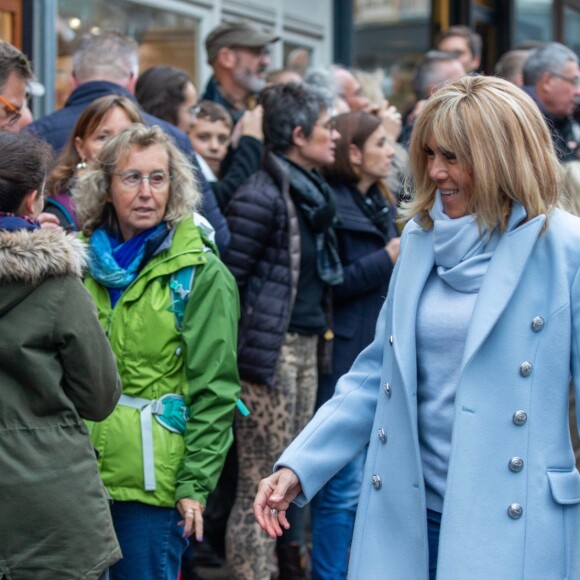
[0,228,87,315]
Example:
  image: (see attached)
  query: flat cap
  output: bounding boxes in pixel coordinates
[205,20,279,64]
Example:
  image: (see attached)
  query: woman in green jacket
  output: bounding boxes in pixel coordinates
[0,132,122,579]
[73,124,240,580]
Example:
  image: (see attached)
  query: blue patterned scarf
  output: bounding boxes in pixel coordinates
[88,223,168,306]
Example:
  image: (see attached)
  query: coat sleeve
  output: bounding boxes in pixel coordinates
[222,177,276,291]
[175,255,241,505]
[333,246,394,302]
[211,136,263,211]
[275,296,388,503]
[53,275,121,421]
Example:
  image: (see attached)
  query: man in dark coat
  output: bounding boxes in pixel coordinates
[522,42,580,162]
[28,31,230,251]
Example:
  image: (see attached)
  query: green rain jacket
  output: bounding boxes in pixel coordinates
[85,218,240,507]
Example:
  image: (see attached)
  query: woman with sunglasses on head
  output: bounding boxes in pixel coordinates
[0,132,122,579]
[255,76,580,579]
[45,95,143,230]
[309,110,400,579]
[73,124,240,580]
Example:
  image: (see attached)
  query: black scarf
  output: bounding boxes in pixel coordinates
[278,156,344,286]
[347,183,394,239]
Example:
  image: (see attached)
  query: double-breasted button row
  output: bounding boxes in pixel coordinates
[531,316,545,332]
[508,503,523,519]
[384,382,392,397]
[509,457,524,472]
[371,474,382,490]
[378,428,387,444]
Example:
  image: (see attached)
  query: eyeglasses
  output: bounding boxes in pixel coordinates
[317,118,337,132]
[0,94,22,126]
[549,71,580,87]
[232,45,270,58]
[113,170,173,189]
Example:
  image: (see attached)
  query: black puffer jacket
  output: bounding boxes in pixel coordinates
[223,153,300,388]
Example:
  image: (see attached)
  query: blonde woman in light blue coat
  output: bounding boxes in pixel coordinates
[254,76,580,580]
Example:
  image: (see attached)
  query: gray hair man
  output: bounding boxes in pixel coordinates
[522,42,580,161]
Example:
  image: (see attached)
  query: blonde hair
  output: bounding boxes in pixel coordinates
[402,75,560,231]
[73,124,200,237]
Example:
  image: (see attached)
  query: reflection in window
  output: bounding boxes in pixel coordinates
[56,0,198,109]
[564,7,580,57]
[514,0,552,46]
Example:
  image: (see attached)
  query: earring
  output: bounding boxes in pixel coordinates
[75,159,87,172]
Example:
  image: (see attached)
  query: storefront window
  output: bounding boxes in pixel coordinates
[353,0,430,113]
[514,0,552,46]
[56,0,199,109]
[563,6,580,56]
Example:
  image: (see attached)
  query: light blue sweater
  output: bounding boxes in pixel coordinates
[416,268,477,512]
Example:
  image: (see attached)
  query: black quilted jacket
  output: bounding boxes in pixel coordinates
[223,153,301,388]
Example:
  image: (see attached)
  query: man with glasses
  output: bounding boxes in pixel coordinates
[523,42,580,162]
[202,20,279,124]
[0,41,33,132]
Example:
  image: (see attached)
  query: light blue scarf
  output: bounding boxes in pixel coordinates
[429,191,527,293]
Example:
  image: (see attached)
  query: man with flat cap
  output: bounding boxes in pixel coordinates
[202,20,279,123]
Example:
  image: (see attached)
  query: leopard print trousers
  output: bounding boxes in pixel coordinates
[226,332,318,579]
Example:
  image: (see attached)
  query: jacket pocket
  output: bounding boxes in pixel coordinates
[547,468,580,504]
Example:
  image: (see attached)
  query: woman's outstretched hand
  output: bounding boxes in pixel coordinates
[253,468,302,539]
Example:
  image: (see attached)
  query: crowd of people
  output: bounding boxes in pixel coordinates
[0,17,579,580]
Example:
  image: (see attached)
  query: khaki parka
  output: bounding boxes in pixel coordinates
[0,227,122,580]
[84,218,240,508]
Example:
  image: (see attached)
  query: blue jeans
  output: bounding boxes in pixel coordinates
[310,451,365,580]
[427,509,441,580]
[109,501,188,580]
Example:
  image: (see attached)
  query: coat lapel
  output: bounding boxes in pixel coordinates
[392,225,434,406]
[460,215,545,370]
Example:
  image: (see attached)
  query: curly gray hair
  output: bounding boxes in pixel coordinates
[73,124,200,237]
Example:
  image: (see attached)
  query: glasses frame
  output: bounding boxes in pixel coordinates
[0,94,22,126]
[113,170,174,190]
[549,71,580,87]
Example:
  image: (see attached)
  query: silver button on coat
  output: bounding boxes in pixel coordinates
[520,361,533,377]
[509,457,524,472]
[384,382,392,397]
[513,411,527,426]
[508,503,523,519]
[371,474,382,490]
[389,335,394,346]
[531,316,545,332]
[378,428,387,444]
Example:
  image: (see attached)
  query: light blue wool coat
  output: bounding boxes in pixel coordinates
[277,208,580,579]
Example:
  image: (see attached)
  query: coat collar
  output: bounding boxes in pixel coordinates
[391,215,545,400]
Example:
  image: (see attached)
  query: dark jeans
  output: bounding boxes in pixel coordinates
[110,501,188,580]
[427,509,442,580]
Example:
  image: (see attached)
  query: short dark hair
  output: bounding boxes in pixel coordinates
[0,41,33,93]
[435,25,482,59]
[193,100,232,130]
[260,82,330,154]
[135,66,192,127]
[0,132,52,213]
